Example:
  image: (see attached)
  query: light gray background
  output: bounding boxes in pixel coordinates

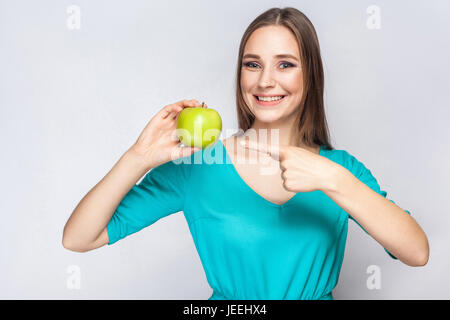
[0,0,449,299]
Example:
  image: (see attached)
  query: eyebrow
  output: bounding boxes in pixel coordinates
[242,53,299,62]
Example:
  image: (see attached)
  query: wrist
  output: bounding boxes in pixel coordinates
[124,146,154,173]
[322,163,348,194]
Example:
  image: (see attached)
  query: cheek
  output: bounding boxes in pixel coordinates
[240,70,257,89]
[282,72,303,94]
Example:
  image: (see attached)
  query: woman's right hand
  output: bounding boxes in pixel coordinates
[129,99,207,170]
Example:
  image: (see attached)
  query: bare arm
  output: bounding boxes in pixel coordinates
[323,165,429,267]
[62,148,150,252]
[62,99,205,252]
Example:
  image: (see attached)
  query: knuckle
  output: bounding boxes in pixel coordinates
[285,180,293,189]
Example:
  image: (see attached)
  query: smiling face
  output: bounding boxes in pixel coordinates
[240,25,304,127]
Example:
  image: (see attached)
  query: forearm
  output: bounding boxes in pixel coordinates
[323,165,429,267]
[62,147,151,250]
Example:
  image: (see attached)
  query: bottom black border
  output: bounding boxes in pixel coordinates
[0,300,446,318]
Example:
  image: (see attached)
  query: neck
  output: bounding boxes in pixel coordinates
[242,117,320,154]
[247,116,298,146]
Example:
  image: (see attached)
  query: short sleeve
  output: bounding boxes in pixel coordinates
[345,152,412,260]
[106,158,192,245]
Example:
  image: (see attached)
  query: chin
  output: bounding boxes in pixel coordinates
[251,110,285,124]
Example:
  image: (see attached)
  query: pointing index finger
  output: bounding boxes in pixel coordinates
[240,140,282,160]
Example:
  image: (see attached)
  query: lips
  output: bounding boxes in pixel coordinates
[253,95,286,106]
[253,94,285,99]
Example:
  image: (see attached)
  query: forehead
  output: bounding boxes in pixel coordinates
[244,25,300,57]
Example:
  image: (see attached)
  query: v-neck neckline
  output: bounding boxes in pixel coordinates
[218,139,325,209]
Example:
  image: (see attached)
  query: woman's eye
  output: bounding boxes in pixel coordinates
[243,62,259,68]
[280,62,294,69]
[243,61,295,69]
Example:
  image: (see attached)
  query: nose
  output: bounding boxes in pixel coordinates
[258,67,276,88]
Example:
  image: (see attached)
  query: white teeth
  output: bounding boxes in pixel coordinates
[257,95,284,101]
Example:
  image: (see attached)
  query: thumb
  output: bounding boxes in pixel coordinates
[173,145,201,160]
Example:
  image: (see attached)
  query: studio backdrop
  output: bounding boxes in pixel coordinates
[0,0,449,299]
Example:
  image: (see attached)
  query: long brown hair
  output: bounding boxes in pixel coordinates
[235,7,334,150]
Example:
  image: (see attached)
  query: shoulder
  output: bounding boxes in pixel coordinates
[148,152,195,183]
[322,146,368,178]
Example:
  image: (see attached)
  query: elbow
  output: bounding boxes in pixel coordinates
[397,239,429,267]
[62,232,90,253]
[415,248,429,267]
[62,223,89,252]
[62,237,87,253]
[409,240,430,267]
[416,234,430,267]
[408,251,429,267]
[405,228,430,267]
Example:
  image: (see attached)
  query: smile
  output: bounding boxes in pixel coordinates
[253,95,286,106]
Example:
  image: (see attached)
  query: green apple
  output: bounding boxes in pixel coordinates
[176,107,222,149]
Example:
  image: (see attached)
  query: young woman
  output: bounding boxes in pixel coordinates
[62,7,429,300]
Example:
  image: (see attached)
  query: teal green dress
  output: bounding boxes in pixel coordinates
[106,139,411,300]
